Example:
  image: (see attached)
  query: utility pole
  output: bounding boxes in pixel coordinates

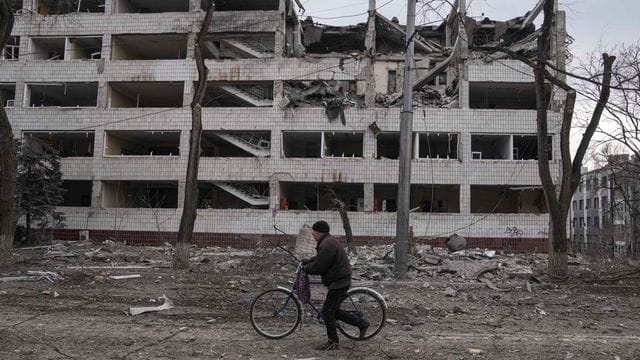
[394,0,416,277]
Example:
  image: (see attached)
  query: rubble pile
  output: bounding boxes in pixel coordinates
[281,81,363,124]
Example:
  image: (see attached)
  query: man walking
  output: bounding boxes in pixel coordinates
[303,220,369,350]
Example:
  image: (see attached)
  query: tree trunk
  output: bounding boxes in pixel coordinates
[547,210,568,277]
[336,202,356,255]
[173,1,214,270]
[0,0,16,267]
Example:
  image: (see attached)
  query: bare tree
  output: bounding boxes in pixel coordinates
[575,43,640,257]
[474,0,615,277]
[0,0,16,267]
[173,0,215,270]
[325,188,356,255]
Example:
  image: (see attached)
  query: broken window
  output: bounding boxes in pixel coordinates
[36,0,105,15]
[470,185,548,214]
[471,134,511,160]
[469,82,550,110]
[512,135,552,160]
[201,34,275,59]
[323,132,363,158]
[27,82,98,107]
[114,0,189,13]
[376,132,400,159]
[0,83,16,107]
[202,131,270,158]
[1,36,19,60]
[23,131,95,157]
[31,36,102,60]
[31,37,65,60]
[279,183,364,211]
[412,185,460,213]
[418,133,458,159]
[102,181,178,208]
[210,0,279,11]
[198,182,269,209]
[281,81,362,121]
[373,184,397,212]
[282,132,321,158]
[203,82,273,107]
[111,34,188,60]
[108,81,184,108]
[66,36,103,59]
[387,70,397,94]
[104,130,180,156]
[61,181,92,207]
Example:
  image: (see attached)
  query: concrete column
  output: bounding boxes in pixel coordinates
[186,33,197,60]
[177,181,186,208]
[269,127,281,159]
[97,80,108,109]
[101,34,112,61]
[91,180,103,208]
[273,80,284,109]
[183,80,194,107]
[554,11,567,82]
[104,0,114,14]
[364,0,377,106]
[13,80,25,108]
[190,0,202,12]
[459,183,471,215]
[363,122,377,159]
[459,131,472,214]
[269,177,280,210]
[364,183,374,212]
[274,0,287,57]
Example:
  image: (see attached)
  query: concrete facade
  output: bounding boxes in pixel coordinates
[2,0,566,249]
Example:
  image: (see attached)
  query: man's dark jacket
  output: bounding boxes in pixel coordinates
[303,234,352,289]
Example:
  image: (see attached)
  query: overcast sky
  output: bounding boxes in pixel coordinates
[299,0,638,61]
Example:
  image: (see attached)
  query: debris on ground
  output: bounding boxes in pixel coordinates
[129,295,174,316]
[445,233,466,252]
[0,271,63,283]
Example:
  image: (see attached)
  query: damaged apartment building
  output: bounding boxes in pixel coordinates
[2,0,565,250]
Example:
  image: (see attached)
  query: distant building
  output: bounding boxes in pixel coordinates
[570,155,639,255]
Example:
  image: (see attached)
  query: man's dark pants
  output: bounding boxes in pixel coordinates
[322,286,362,343]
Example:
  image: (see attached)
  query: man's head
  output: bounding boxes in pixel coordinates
[311,220,330,241]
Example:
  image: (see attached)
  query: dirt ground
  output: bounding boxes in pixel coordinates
[1,240,639,360]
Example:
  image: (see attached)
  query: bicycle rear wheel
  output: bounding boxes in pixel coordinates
[337,288,386,341]
[250,288,302,339]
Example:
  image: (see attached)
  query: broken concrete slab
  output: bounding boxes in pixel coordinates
[109,274,142,280]
[445,234,466,252]
[129,295,174,316]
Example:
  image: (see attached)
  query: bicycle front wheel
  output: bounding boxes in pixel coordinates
[337,288,387,341]
[250,288,302,339]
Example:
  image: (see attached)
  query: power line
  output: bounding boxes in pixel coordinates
[303,0,396,20]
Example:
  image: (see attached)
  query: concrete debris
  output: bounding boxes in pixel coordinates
[443,287,457,297]
[109,274,141,280]
[445,234,466,252]
[129,295,174,316]
[281,81,362,124]
[1,271,63,283]
[480,278,511,292]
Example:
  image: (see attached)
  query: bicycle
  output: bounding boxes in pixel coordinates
[250,262,387,340]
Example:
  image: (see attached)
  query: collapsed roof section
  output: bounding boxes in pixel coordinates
[292,0,549,109]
